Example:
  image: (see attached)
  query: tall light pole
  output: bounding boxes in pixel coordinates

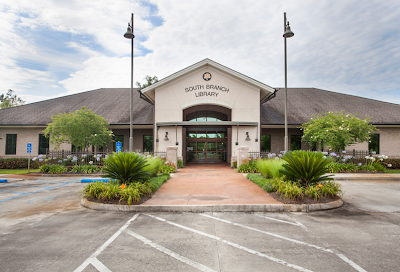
[283,12,294,152]
[124,13,135,152]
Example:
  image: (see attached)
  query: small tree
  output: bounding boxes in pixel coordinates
[136,75,158,88]
[300,111,378,151]
[0,89,25,109]
[44,107,114,151]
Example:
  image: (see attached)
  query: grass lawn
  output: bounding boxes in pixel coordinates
[0,169,40,174]
[384,169,400,173]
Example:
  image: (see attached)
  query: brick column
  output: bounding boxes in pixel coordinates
[166,146,178,171]
[237,146,249,168]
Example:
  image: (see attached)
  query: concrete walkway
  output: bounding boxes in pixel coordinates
[143,164,281,205]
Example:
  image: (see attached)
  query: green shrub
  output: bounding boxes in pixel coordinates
[142,156,164,177]
[177,159,185,168]
[320,181,343,197]
[256,159,285,178]
[71,164,99,173]
[327,162,357,173]
[237,160,258,173]
[246,173,276,192]
[0,158,42,169]
[274,179,304,200]
[39,164,51,173]
[159,164,176,174]
[148,173,170,191]
[102,152,150,184]
[372,162,385,172]
[232,161,237,168]
[280,151,334,187]
[48,165,68,174]
[358,164,376,172]
[82,173,170,205]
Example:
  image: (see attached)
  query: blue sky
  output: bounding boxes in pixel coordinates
[1,0,400,105]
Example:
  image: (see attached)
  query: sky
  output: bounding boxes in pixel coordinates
[1,0,400,105]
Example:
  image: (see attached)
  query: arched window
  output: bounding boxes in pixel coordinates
[183,105,231,122]
[186,111,228,122]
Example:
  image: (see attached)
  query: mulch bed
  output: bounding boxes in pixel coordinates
[269,192,341,205]
[86,195,153,206]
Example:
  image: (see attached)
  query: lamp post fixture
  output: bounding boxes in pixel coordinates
[124,13,135,152]
[283,12,294,152]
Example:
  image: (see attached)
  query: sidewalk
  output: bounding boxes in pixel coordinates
[142,164,281,205]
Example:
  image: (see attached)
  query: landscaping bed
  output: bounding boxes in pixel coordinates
[268,192,341,205]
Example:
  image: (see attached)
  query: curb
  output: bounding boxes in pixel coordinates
[80,198,343,213]
[333,175,400,181]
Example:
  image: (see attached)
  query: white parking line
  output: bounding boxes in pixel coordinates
[201,214,367,272]
[125,229,217,272]
[89,257,112,272]
[255,214,302,227]
[145,214,314,272]
[201,214,332,253]
[73,213,139,272]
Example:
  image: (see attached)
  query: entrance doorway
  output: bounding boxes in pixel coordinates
[186,130,227,163]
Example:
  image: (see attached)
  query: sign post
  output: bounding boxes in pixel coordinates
[116,142,122,153]
[27,143,32,173]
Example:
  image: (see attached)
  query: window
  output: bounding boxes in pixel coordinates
[186,111,228,122]
[6,134,17,155]
[113,135,124,152]
[143,135,153,152]
[261,135,271,151]
[291,135,302,151]
[38,134,49,155]
[369,134,380,154]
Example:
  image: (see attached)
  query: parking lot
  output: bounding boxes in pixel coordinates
[0,176,399,271]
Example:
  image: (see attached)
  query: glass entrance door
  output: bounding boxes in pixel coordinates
[186,130,227,163]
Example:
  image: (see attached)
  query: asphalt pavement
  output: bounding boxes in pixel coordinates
[0,174,399,271]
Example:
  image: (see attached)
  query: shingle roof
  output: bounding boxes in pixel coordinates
[1,87,399,126]
[0,88,153,126]
[261,88,400,125]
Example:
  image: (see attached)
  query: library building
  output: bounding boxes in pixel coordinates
[1,59,400,162]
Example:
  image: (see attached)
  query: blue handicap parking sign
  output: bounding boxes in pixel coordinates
[27,143,32,154]
[116,141,122,152]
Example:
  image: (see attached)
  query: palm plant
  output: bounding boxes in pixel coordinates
[279,150,334,187]
[102,152,150,184]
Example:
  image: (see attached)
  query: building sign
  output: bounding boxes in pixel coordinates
[185,84,229,97]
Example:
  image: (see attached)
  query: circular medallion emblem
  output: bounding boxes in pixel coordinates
[203,72,212,81]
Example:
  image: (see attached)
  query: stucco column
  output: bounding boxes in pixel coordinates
[166,146,178,171]
[237,146,249,168]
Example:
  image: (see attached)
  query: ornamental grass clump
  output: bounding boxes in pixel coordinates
[142,156,164,177]
[256,158,285,179]
[280,150,334,187]
[102,152,150,185]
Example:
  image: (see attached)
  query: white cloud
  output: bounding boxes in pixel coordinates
[1,0,400,105]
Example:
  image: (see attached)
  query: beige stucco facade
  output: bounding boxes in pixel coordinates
[152,66,263,161]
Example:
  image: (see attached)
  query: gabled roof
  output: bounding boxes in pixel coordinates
[140,58,276,102]
[0,88,153,126]
[1,87,399,127]
[261,88,400,125]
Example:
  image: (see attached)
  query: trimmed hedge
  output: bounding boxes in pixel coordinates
[0,158,41,169]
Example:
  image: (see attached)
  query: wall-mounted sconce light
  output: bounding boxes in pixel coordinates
[255,125,258,142]
[236,125,239,145]
[245,132,251,141]
[175,125,179,145]
[164,132,169,141]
